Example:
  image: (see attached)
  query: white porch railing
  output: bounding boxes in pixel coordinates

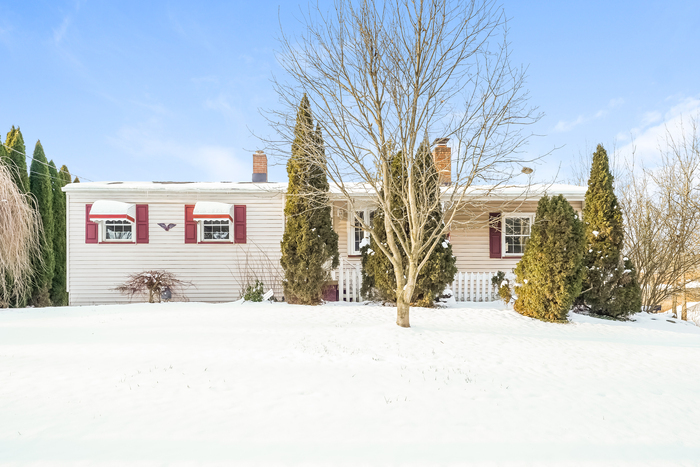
[331,259,498,303]
[450,271,498,302]
[331,258,364,302]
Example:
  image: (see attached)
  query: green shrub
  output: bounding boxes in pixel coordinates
[243,280,265,302]
[492,271,513,305]
[514,195,585,322]
[280,95,339,304]
[579,144,642,317]
[361,143,457,307]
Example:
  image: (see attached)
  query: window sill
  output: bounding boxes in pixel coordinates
[99,241,135,244]
[198,241,233,244]
[502,255,523,259]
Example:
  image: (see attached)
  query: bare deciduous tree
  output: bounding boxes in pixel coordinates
[619,117,700,314]
[0,163,43,307]
[266,0,539,327]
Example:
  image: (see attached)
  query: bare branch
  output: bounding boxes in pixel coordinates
[261,0,540,326]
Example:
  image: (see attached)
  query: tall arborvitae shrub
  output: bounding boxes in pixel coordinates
[5,127,29,193]
[360,153,404,301]
[580,144,641,317]
[361,141,457,306]
[49,160,68,306]
[280,96,339,304]
[0,134,7,165]
[59,165,72,186]
[29,141,55,307]
[73,176,80,183]
[514,195,585,322]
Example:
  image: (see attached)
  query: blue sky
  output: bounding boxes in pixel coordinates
[1,1,698,184]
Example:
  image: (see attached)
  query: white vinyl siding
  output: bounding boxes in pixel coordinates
[66,191,285,305]
[443,201,582,273]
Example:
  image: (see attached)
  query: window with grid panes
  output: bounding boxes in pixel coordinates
[503,215,532,255]
[202,220,230,241]
[104,220,133,241]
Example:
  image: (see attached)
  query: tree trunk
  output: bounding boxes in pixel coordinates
[671,294,677,318]
[682,278,687,321]
[396,294,410,327]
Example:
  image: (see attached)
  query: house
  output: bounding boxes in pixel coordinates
[64,147,586,305]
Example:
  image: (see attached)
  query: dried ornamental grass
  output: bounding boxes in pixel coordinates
[0,163,43,307]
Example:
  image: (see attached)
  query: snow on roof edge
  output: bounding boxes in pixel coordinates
[63,181,586,201]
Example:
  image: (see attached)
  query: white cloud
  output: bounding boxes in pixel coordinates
[53,0,84,45]
[203,93,247,127]
[640,111,663,127]
[109,124,246,181]
[0,21,12,49]
[609,98,624,108]
[53,15,71,44]
[618,96,700,167]
[554,115,586,132]
[554,98,624,133]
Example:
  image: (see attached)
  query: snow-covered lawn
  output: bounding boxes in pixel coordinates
[1,301,700,466]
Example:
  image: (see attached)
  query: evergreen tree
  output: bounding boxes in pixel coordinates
[29,141,54,307]
[361,141,457,306]
[280,95,339,304]
[514,195,585,322]
[0,134,6,165]
[580,144,641,318]
[59,165,72,186]
[360,153,404,301]
[73,176,80,183]
[4,127,29,193]
[49,160,68,306]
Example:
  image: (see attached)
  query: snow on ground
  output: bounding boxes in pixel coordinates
[1,301,700,466]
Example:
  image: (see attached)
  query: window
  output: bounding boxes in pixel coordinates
[86,201,148,244]
[502,215,533,256]
[104,220,133,241]
[186,203,245,244]
[202,219,230,241]
[349,209,374,255]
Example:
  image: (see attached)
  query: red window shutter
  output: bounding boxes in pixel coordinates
[85,204,98,244]
[136,204,149,244]
[234,205,246,244]
[489,212,501,258]
[184,205,197,244]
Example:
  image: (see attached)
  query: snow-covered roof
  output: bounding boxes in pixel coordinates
[64,181,288,194]
[65,181,586,202]
[192,202,234,220]
[88,200,136,222]
[331,183,587,201]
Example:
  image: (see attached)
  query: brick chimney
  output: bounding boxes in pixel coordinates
[252,151,267,182]
[432,138,451,186]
